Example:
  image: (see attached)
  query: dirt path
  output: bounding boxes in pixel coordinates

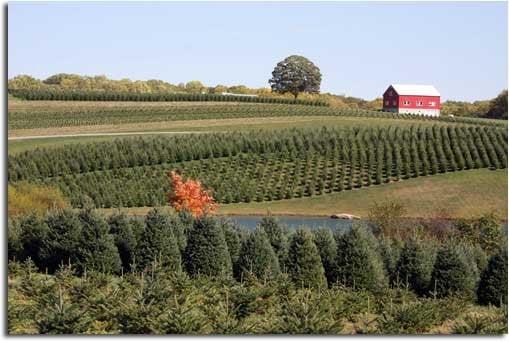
[8,131,210,140]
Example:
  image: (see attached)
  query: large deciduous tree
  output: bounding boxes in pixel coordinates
[486,90,508,120]
[268,55,322,99]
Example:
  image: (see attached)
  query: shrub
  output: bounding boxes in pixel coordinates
[184,215,231,277]
[477,247,508,307]
[286,229,326,288]
[8,183,69,218]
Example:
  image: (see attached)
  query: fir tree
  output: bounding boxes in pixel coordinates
[313,228,337,287]
[430,245,476,299]
[108,212,138,272]
[287,229,326,288]
[396,238,437,296]
[236,227,280,282]
[477,247,508,307]
[136,208,182,272]
[333,225,387,291]
[259,216,288,268]
[184,216,232,277]
[77,209,121,274]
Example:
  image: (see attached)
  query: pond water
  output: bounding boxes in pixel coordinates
[221,215,357,232]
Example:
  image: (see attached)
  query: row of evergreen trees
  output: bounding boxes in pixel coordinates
[9,125,507,183]
[9,88,328,106]
[8,209,507,307]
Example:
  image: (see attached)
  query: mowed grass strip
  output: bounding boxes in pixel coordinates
[96,169,507,220]
[218,169,507,219]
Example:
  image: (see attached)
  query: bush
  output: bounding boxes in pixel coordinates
[477,247,508,307]
[286,229,326,288]
[184,215,231,277]
[333,225,387,291]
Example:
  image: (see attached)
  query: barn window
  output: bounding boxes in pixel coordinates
[429,101,435,107]
[416,101,423,106]
[385,100,389,106]
[403,100,410,105]
[392,100,397,106]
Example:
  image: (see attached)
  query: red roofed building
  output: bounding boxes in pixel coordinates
[383,84,441,117]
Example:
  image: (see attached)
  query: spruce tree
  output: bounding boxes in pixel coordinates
[477,247,508,307]
[184,216,231,277]
[16,214,49,268]
[136,208,182,272]
[313,227,337,286]
[430,245,476,299]
[287,229,326,288]
[219,219,242,266]
[236,227,280,281]
[333,225,387,291]
[77,209,121,274]
[378,237,402,286]
[108,212,137,272]
[396,238,437,296]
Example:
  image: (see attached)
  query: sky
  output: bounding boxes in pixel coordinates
[8,1,508,101]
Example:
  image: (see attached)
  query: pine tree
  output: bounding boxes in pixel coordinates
[236,227,280,282]
[184,215,231,277]
[378,237,402,286]
[77,209,121,274]
[430,245,476,299]
[287,229,326,288]
[396,238,437,296]
[477,247,508,307]
[313,228,337,287]
[16,214,49,268]
[136,208,182,272]
[333,225,387,291]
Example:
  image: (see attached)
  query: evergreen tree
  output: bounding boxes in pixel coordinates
[136,208,182,272]
[259,216,288,269]
[312,228,337,286]
[333,225,387,291]
[219,219,242,266]
[430,245,476,299]
[42,209,84,273]
[378,237,402,286]
[396,238,437,296]
[108,212,138,272]
[477,247,508,307]
[184,216,231,277]
[236,227,280,282]
[16,214,49,268]
[287,229,326,288]
[77,209,121,274]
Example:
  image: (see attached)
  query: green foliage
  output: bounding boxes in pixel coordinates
[368,200,406,238]
[220,219,242,266]
[77,209,121,274]
[107,212,138,272]
[396,238,437,296]
[333,225,387,291]
[430,245,477,299]
[269,55,322,98]
[486,90,508,120]
[259,216,288,268]
[184,216,232,277]
[313,227,337,286]
[477,247,508,307]
[236,227,280,282]
[378,237,402,286]
[136,208,182,272]
[286,229,326,288]
[453,310,508,334]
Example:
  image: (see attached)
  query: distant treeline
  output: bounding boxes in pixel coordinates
[8,88,328,106]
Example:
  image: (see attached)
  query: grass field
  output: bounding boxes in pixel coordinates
[97,169,507,219]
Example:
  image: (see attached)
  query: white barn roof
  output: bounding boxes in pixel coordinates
[391,84,440,96]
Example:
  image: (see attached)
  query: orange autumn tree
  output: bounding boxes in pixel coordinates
[167,171,218,217]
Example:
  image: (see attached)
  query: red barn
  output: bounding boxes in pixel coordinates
[383,84,441,117]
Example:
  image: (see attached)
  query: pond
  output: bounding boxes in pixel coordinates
[221,215,359,232]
